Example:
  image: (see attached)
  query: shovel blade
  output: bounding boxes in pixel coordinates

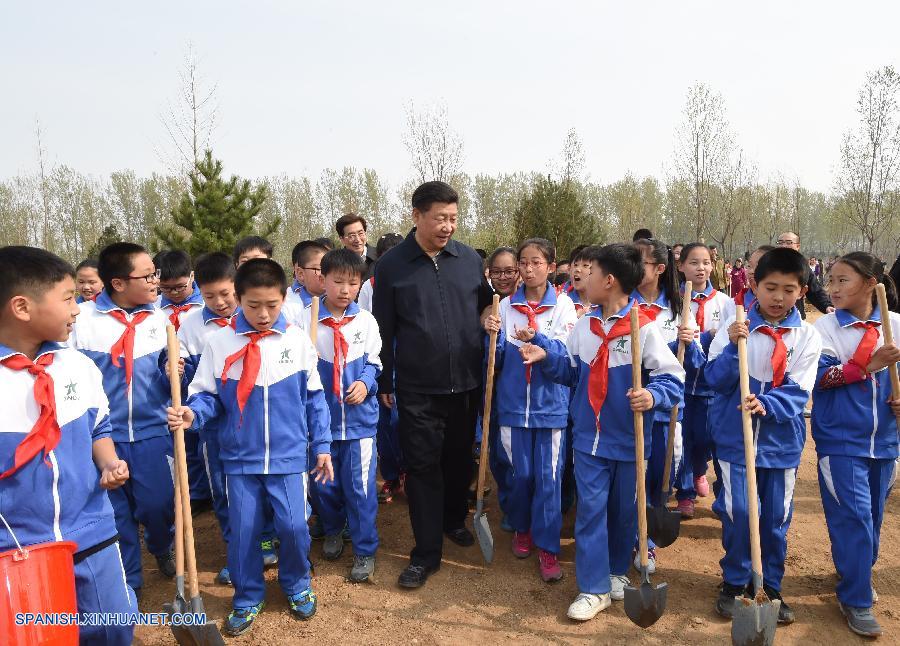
[623,580,668,628]
[646,506,681,548]
[731,596,779,646]
[474,502,494,563]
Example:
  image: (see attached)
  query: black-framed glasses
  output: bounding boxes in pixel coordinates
[303,267,322,274]
[123,270,161,283]
[159,282,191,294]
[489,269,518,278]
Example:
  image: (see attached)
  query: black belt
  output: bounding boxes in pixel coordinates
[73,535,119,564]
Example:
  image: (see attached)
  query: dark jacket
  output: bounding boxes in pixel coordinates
[799,272,832,319]
[373,229,494,395]
[361,245,377,281]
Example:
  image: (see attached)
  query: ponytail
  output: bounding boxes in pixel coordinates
[633,238,682,321]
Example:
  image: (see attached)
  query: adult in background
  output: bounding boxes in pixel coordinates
[335,213,378,280]
[709,245,727,291]
[776,231,834,318]
[373,181,494,589]
[730,257,748,298]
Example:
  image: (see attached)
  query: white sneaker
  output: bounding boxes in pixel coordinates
[633,549,657,574]
[567,592,611,621]
[610,574,631,601]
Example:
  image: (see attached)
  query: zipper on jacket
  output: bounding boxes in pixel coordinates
[49,450,62,541]
[263,342,270,474]
[432,255,456,393]
[870,375,878,458]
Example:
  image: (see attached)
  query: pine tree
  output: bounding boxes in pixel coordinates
[86,224,122,259]
[513,176,601,256]
[154,150,276,257]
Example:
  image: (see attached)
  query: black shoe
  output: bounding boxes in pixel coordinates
[764,586,795,624]
[398,563,440,589]
[156,550,176,579]
[715,582,748,619]
[444,526,475,547]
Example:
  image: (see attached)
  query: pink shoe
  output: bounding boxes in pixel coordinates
[694,475,710,497]
[538,550,563,582]
[676,499,695,519]
[512,531,533,558]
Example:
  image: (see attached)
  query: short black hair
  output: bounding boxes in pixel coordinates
[632,228,654,242]
[293,241,329,268]
[0,246,75,310]
[153,250,192,282]
[586,243,644,294]
[234,258,287,298]
[569,244,589,261]
[488,246,516,267]
[194,252,236,287]
[76,258,98,272]
[411,181,459,213]
[753,247,809,286]
[335,213,368,237]
[321,248,366,279]
[553,272,570,287]
[313,237,335,250]
[376,233,403,258]
[98,242,148,293]
[755,244,776,254]
[232,236,273,264]
[518,238,556,264]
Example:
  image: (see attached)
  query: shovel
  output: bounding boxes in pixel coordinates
[875,284,900,426]
[310,296,319,345]
[624,307,668,628]
[474,293,501,563]
[731,306,779,646]
[166,325,226,646]
[647,288,692,548]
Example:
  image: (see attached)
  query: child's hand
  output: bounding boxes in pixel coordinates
[677,325,694,345]
[344,380,368,405]
[166,405,195,431]
[727,321,749,345]
[519,343,546,365]
[311,454,334,484]
[888,396,900,418]
[627,387,654,412]
[738,393,767,416]
[379,393,395,409]
[513,324,535,342]
[483,314,501,334]
[164,357,186,379]
[866,343,900,373]
[100,459,129,490]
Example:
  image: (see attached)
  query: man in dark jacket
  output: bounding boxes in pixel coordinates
[776,232,834,318]
[373,181,494,589]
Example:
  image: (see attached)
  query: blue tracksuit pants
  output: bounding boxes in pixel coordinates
[199,428,230,544]
[677,394,712,501]
[184,429,211,502]
[75,541,137,646]
[574,451,637,594]
[713,460,797,590]
[309,437,379,556]
[818,455,896,608]
[499,426,564,553]
[227,473,312,607]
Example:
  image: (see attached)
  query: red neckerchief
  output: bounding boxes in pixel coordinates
[320,316,356,401]
[107,309,153,388]
[221,331,275,420]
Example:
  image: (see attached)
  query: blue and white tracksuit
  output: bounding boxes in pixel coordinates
[676,282,731,502]
[812,307,900,609]
[158,286,208,502]
[307,302,382,556]
[0,343,135,645]
[706,305,821,590]
[71,292,175,591]
[282,280,314,330]
[186,312,331,608]
[493,284,577,554]
[538,300,684,594]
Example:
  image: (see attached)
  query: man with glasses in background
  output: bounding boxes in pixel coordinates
[336,213,378,280]
[776,231,834,319]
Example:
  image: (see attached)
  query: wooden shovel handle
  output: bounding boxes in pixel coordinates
[736,307,764,577]
[167,325,200,598]
[310,296,319,346]
[661,288,694,495]
[166,327,186,583]
[875,284,900,424]
[477,294,501,505]
[630,308,649,568]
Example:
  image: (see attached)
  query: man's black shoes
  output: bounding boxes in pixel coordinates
[398,563,440,589]
[444,526,475,547]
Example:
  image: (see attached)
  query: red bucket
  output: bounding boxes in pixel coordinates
[0,540,78,646]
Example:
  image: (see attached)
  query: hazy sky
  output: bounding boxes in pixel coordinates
[2,1,897,192]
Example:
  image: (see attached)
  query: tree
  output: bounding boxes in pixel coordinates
[513,176,600,257]
[835,65,900,255]
[154,150,273,257]
[558,128,586,186]
[672,83,733,240]
[402,101,464,183]
[86,224,122,259]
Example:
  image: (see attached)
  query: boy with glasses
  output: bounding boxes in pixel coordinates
[70,242,175,599]
[154,250,203,331]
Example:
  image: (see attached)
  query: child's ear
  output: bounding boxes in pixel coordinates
[7,295,32,323]
[110,278,126,294]
[548,262,557,274]
[798,284,809,298]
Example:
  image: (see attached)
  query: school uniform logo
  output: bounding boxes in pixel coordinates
[612,337,629,353]
[786,347,794,361]
[712,309,721,323]
[147,327,158,340]
[279,349,293,364]
[352,331,363,345]
[662,318,675,330]
[64,380,79,402]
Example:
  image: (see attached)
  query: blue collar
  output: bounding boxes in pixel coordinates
[632,289,670,310]
[160,283,203,309]
[291,282,314,308]
[681,280,714,298]
[319,300,360,322]
[510,283,557,308]
[95,290,155,315]
[232,311,287,336]
[0,341,65,363]
[836,306,883,328]
[588,298,635,323]
[202,306,239,325]
[748,302,802,332]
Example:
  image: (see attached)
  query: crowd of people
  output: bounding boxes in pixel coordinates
[1,179,899,643]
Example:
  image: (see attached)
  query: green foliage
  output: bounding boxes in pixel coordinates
[154,150,275,257]
[513,176,601,257]
[86,224,121,259]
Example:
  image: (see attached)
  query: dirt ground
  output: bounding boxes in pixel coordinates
[135,310,900,645]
